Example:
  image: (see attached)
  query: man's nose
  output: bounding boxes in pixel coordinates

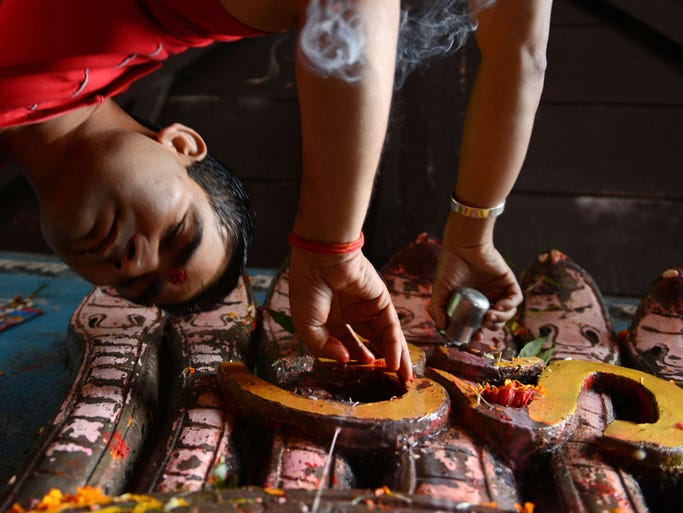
[113,235,158,277]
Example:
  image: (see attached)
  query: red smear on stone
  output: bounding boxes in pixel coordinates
[590,479,618,496]
[105,431,130,460]
[549,249,567,264]
[381,233,441,280]
[675,422,683,430]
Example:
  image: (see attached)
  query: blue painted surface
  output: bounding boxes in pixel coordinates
[0,253,93,489]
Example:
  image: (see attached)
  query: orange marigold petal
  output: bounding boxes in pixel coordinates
[264,487,285,496]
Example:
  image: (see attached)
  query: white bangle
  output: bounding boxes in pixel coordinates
[450,194,506,219]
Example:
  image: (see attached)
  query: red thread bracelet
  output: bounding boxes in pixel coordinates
[288,231,364,255]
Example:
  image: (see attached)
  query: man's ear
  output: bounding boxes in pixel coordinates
[157,123,208,162]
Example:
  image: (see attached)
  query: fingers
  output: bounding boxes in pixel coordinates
[483,310,510,331]
[428,253,461,331]
[288,250,413,381]
[428,294,448,331]
[484,281,523,329]
[343,300,413,382]
[483,300,518,330]
[397,342,414,382]
[301,314,412,382]
[496,281,524,311]
[339,324,376,363]
[430,245,525,333]
[297,324,351,363]
[369,303,413,382]
[484,298,522,330]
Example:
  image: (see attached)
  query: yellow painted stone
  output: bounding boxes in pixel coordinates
[529,360,683,453]
[218,361,450,448]
[493,356,545,368]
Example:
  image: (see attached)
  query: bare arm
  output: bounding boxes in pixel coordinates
[430,0,553,331]
[291,0,411,379]
[457,0,552,206]
[220,0,411,379]
[293,0,398,242]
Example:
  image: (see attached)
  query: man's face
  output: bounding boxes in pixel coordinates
[39,129,231,306]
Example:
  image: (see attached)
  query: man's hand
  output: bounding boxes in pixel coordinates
[289,246,413,382]
[430,0,552,336]
[429,241,522,333]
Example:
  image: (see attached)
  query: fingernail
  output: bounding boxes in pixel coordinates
[326,337,350,362]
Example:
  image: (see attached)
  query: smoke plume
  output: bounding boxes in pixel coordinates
[298,0,496,86]
[299,0,366,82]
[396,0,495,87]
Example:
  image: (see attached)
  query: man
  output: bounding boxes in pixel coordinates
[0,0,413,380]
[0,0,551,384]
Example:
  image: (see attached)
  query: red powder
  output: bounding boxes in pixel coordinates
[104,431,130,460]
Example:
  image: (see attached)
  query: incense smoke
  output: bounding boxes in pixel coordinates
[299,0,495,87]
[396,0,495,87]
[299,0,366,82]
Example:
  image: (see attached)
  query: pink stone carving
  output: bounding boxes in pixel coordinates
[133,276,255,493]
[518,250,620,364]
[0,287,163,509]
[624,267,683,384]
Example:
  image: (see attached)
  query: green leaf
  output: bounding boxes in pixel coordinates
[265,308,296,334]
[518,335,549,359]
[537,339,558,363]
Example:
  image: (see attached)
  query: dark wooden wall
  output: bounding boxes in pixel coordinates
[497,0,682,296]
[1,0,681,297]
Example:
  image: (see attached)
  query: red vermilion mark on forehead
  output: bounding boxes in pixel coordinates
[169,268,187,284]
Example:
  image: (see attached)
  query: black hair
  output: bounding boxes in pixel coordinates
[127,115,255,313]
[159,153,255,314]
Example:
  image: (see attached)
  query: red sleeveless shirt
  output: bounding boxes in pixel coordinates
[0,0,264,127]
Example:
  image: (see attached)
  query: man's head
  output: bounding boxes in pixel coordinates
[168,152,255,313]
[25,103,254,311]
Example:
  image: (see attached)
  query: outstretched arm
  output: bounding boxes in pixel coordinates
[429,0,553,332]
[291,0,411,380]
[220,0,411,380]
